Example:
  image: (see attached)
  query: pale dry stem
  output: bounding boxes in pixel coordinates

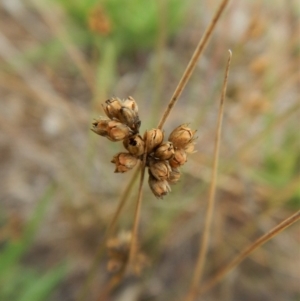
[184,50,232,301]
[127,132,149,270]
[77,167,139,301]
[157,0,229,130]
[200,210,300,296]
[106,166,140,237]
[92,151,148,300]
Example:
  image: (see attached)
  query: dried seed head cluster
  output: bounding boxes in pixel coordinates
[92,97,196,198]
[106,231,148,275]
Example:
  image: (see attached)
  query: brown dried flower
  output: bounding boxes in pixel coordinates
[106,231,130,273]
[111,153,138,173]
[169,149,187,168]
[149,159,171,181]
[153,142,175,160]
[92,118,133,141]
[122,96,138,113]
[168,124,196,149]
[92,97,196,199]
[88,6,111,36]
[106,231,148,275]
[102,97,140,132]
[102,97,123,120]
[144,129,164,153]
[123,135,145,157]
[148,175,171,199]
[168,168,181,184]
[184,142,196,154]
[118,107,140,131]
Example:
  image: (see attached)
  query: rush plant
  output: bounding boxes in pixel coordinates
[81,0,300,300]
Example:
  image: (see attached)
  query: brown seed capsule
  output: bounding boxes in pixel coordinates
[153,142,175,160]
[149,159,171,181]
[102,97,123,120]
[168,124,196,149]
[122,96,138,113]
[118,107,140,130]
[123,135,145,157]
[184,142,196,154]
[148,175,171,199]
[111,153,138,173]
[169,149,187,168]
[88,6,111,36]
[106,231,131,273]
[92,118,132,141]
[107,120,133,141]
[144,129,164,153]
[91,118,110,136]
[107,259,123,273]
[168,168,181,184]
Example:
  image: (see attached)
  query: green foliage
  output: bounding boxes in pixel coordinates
[55,0,188,53]
[0,185,67,301]
[254,131,300,208]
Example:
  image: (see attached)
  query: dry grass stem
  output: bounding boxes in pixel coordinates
[128,132,148,269]
[157,0,229,129]
[106,166,140,237]
[78,167,140,301]
[184,50,232,301]
[200,210,300,296]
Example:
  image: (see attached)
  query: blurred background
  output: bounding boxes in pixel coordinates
[0,0,299,300]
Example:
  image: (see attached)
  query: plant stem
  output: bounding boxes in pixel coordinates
[77,167,139,301]
[128,132,148,270]
[106,166,140,237]
[157,0,229,130]
[200,210,300,296]
[184,50,232,301]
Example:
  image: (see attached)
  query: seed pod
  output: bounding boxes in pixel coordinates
[111,153,138,173]
[118,107,140,130]
[92,118,132,141]
[149,159,171,181]
[108,120,133,141]
[107,259,123,273]
[122,96,138,113]
[168,168,181,184]
[168,124,196,149]
[123,135,145,156]
[148,175,171,199]
[153,142,175,160]
[144,129,164,153]
[102,97,123,120]
[106,231,131,273]
[91,118,110,136]
[169,149,187,168]
[184,142,196,154]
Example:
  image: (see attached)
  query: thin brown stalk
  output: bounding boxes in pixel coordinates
[157,0,229,129]
[200,210,300,296]
[128,132,149,269]
[184,50,232,301]
[77,168,139,301]
[102,134,148,294]
[106,166,140,237]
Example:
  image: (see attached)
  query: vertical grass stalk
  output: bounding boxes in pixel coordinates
[157,0,229,130]
[128,132,149,270]
[184,50,232,301]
